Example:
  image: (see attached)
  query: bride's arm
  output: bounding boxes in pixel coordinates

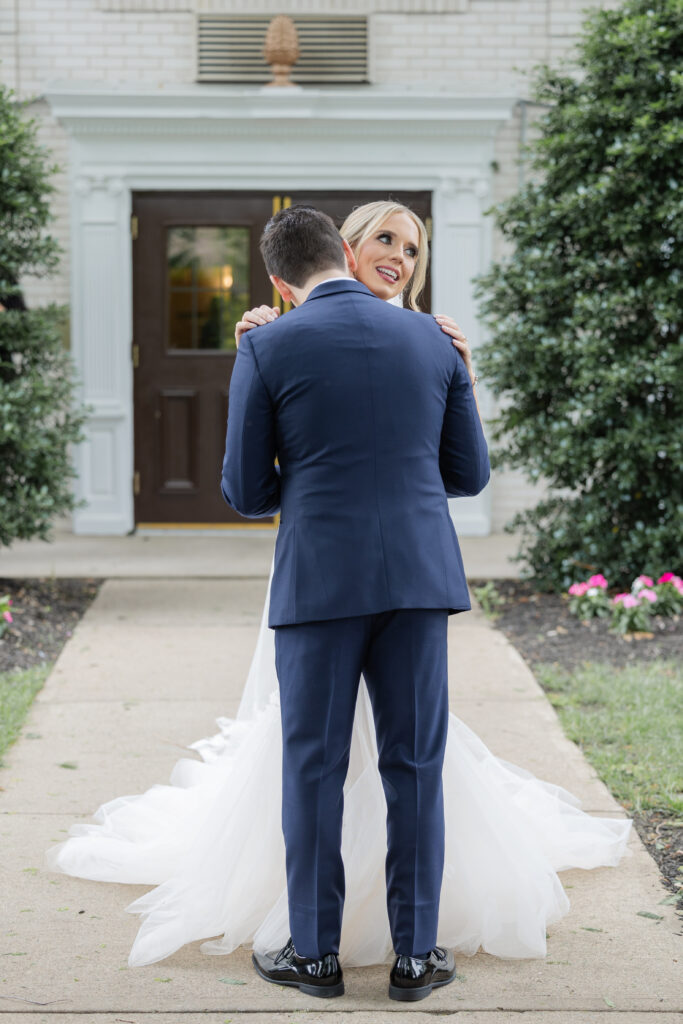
[433,314,483,423]
[235,305,280,348]
[433,315,474,381]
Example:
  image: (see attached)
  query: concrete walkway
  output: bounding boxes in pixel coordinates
[0,576,680,1023]
[0,522,520,579]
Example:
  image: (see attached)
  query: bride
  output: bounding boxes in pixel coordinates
[46,200,631,969]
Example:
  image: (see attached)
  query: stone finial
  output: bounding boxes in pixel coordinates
[263,15,300,88]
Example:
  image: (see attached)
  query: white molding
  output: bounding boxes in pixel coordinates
[48,83,514,131]
[48,83,515,536]
[97,1,471,12]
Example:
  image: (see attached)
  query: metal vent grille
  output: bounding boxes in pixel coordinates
[198,16,368,84]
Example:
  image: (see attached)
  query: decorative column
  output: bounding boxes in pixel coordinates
[70,173,134,534]
[432,174,494,536]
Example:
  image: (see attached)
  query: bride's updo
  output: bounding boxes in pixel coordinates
[340,200,429,312]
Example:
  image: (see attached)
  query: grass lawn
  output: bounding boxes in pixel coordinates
[0,664,52,765]
[536,659,683,817]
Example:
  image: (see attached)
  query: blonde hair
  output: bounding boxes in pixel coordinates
[340,200,429,311]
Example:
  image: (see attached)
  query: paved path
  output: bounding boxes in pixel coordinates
[0,523,520,579]
[0,579,680,1023]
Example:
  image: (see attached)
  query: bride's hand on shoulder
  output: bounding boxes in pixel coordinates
[235,305,280,348]
[433,314,476,384]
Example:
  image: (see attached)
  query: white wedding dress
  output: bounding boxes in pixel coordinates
[46,567,632,968]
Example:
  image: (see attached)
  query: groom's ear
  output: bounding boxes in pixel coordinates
[342,239,357,275]
[270,274,296,306]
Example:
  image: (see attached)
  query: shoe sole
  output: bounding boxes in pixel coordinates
[252,953,345,998]
[388,969,456,1002]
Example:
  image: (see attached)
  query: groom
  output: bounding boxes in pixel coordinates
[221,206,489,1001]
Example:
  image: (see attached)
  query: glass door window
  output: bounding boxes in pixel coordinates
[167,226,250,351]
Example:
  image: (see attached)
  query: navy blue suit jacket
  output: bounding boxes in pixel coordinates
[221,279,490,627]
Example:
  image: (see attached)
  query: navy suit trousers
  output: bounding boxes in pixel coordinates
[274,609,449,959]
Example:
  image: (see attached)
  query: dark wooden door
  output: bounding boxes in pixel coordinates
[132,192,275,525]
[132,190,431,526]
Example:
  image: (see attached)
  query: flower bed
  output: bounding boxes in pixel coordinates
[567,573,683,636]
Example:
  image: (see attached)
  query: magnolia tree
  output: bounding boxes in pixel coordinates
[0,85,86,546]
[475,0,682,590]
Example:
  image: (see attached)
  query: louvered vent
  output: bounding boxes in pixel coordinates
[198,16,368,84]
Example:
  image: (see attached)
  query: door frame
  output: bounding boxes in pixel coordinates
[48,84,516,536]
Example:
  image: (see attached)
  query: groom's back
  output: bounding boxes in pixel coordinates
[259,287,447,495]
[244,279,488,626]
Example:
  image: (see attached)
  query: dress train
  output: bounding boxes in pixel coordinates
[46,571,631,967]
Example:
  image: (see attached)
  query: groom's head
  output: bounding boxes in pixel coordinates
[260,205,356,306]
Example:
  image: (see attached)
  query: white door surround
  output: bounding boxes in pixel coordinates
[47,83,515,536]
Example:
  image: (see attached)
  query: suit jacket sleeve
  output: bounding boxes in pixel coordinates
[439,352,490,498]
[220,333,281,518]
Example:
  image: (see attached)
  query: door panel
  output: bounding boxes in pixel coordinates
[132,190,432,525]
[159,388,199,493]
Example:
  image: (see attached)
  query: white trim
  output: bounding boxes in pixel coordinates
[97,1,471,12]
[48,83,515,536]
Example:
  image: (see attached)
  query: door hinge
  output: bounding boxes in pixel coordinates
[130,214,138,240]
[133,471,141,496]
[425,216,433,242]
[132,342,139,369]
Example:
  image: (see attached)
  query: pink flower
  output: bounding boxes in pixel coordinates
[633,575,654,591]
[568,582,589,596]
[658,573,683,593]
[2,610,12,623]
[639,589,657,603]
[587,574,608,588]
[613,593,630,604]
[621,594,640,609]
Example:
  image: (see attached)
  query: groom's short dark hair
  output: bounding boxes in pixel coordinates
[259,206,346,287]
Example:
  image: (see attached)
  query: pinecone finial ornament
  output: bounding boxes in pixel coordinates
[263,15,300,88]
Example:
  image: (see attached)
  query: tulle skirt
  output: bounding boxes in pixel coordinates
[46,575,631,967]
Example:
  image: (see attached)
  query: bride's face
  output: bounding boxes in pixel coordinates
[353,212,420,301]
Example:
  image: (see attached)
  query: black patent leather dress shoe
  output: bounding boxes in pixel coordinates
[389,946,456,1001]
[252,937,344,998]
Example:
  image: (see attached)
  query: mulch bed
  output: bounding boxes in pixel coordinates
[476,578,683,672]
[0,577,102,674]
[473,578,683,914]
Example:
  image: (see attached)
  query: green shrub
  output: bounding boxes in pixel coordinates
[0,84,86,545]
[475,0,682,590]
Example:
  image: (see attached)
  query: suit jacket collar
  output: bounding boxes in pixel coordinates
[306,279,377,302]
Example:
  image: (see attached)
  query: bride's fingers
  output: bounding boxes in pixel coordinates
[434,315,467,341]
[235,305,281,347]
[243,306,280,327]
[234,321,252,348]
[451,337,471,356]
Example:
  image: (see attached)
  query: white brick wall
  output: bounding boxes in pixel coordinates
[14,8,195,95]
[17,101,71,307]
